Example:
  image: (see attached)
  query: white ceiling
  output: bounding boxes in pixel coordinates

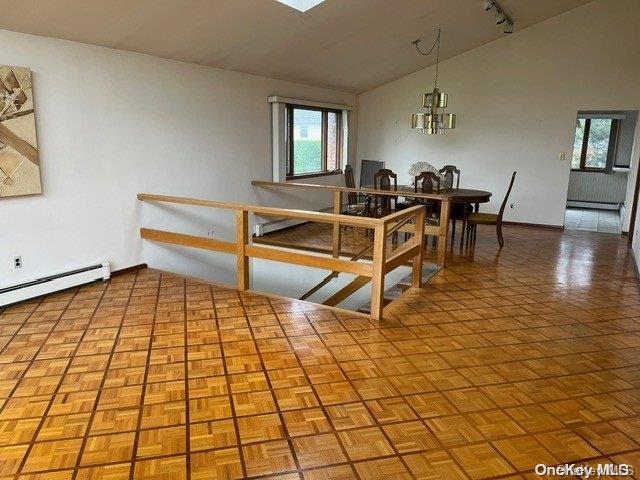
[0,0,593,93]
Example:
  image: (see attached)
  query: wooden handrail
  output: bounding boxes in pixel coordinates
[381,205,425,226]
[298,210,419,301]
[138,193,380,227]
[139,189,429,320]
[251,180,445,201]
[252,180,451,267]
[245,245,372,277]
[140,228,235,253]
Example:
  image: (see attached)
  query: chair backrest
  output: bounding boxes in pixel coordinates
[414,171,440,195]
[497,171,517,222]
[373,169,397,215]
[374,168,398,191]
[439,165,460,190]
[344,165,358,205]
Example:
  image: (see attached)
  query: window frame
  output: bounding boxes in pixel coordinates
[571,118,620,173]
[285,103,343,180]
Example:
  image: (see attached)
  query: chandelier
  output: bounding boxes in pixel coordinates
[411,29,456,135]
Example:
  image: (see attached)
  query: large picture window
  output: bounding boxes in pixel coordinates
[571,118,620,172]
[286,104,342,178]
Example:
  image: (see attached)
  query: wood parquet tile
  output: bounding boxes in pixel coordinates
[1,225,640,478]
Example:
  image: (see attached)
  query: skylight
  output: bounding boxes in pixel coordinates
[276,0,325,12]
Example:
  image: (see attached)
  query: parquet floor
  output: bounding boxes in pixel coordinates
[1,224,639,479]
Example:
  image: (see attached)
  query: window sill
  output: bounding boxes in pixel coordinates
[287,170,342,181]
[571,168,607,173]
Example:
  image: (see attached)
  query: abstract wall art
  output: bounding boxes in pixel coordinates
[0,66,41,198]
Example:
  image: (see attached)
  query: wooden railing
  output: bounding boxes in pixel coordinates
[137,193,426,320]
[251,180,451,267]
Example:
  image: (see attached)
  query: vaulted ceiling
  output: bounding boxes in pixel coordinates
[0,0,593,93]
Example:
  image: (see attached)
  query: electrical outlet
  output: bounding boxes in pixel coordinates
[559,152,566,161]
[207,230,215,236]
[509,203,514,209]
[13,256,22,269]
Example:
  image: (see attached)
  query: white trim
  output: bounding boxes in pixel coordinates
[271,102,287,181]
[578,113,626,120]
[270,99,350,182]
[268,95,352,111]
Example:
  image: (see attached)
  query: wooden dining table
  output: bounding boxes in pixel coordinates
[251,179,492,267]
[365,185,492,209]
[364,185,493,246]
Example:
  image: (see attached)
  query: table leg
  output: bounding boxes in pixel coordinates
[437,199,450,267]
[460,203,469,248]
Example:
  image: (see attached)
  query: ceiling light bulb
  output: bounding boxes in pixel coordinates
[503,20,514,33]
[481,0,495,11]
[495,10,508,24]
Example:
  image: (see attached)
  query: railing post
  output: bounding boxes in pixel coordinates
[370,223,387,321]
[437,199,450,267]
[236,210,249,291]
[332,190,342,258]
[412,207,426,287]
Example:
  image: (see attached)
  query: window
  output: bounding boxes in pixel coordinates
[286,104,342,178]
[571,118,619,172]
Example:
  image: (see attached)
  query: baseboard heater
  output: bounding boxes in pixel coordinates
[0,263,110,307]
[566,200,621,211]
[255,206,334,236]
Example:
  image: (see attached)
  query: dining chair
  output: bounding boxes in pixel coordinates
[439,164,469,245]
[466,171,517,248]
[439,165,460,190]
[397,171,440,210]
[344,165,367,215]
[373,168,398,243]
[414,171,440,213]
[396,171,440,242]
[373,168,398,217]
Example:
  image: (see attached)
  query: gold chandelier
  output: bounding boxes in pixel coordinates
[411,29,456,135]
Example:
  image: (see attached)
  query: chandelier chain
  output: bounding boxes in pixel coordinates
[413,28,441,89]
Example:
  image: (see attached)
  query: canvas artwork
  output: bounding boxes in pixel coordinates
[0,66,41,197]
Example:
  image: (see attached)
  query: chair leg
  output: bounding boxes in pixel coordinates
[497,223,504,248]
[451,219,456,245]
[460,209,469,248]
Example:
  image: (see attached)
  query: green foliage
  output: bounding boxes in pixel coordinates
[294,140,322,174]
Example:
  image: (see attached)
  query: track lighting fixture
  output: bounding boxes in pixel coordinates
[481,0,513,34]
[503,20,514,34]
[481,0,495,11]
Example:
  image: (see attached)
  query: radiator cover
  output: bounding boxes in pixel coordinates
[0,263,110,307]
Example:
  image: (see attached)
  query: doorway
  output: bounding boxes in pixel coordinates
[565,110,638,234]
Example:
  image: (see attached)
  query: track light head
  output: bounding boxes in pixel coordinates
[481,0,495,11]
[495,10,508,24]
[503,20,514,33]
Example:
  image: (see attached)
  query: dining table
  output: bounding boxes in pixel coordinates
[363,185,493,248]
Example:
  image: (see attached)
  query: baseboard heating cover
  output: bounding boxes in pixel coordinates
[255,206,334,236]
[0,263,110,307]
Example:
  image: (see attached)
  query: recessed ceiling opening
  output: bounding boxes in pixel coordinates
[275,0,325,13]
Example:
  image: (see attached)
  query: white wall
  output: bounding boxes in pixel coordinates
[356,0,640,227]
[0,28,357,288]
